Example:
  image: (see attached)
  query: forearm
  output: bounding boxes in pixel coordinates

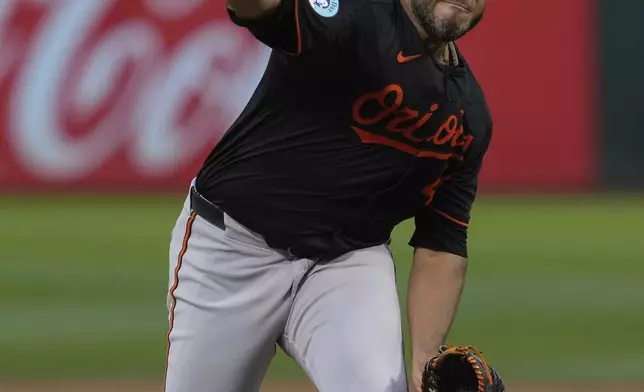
[407,248,467,371]
[227,0,281,19]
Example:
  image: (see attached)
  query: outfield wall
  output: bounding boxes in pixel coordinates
[0,0,612,193]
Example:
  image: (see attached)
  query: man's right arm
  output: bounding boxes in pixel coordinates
[227,0,281,20]
[226,0,368,56]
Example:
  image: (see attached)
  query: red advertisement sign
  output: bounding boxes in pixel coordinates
[0,0,594,192]
[459,0,596,191]
[0,0,269,192]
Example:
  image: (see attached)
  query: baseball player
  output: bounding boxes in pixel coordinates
[165,0,500,391]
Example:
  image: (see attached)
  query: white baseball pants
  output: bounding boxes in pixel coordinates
[164,183,407,392]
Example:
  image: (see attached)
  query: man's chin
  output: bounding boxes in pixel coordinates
[424,23,466,42]
[433,1,471,19]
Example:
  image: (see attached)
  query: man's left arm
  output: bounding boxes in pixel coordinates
[407,145,488,391]
[407,248,467,392]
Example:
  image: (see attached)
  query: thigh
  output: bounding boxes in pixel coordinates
[281,245,407,392]
[165,200,293,392]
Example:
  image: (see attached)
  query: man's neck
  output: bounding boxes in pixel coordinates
[399,0,451,66]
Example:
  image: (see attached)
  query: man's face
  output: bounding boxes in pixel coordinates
[410,0,487,42]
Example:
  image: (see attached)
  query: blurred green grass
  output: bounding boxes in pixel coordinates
[1,195,643,381]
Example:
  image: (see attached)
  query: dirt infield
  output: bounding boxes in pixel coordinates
[2,380,644,392]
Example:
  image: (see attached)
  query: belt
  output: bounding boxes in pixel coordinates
[190,186,225,231]
[189,186,304,259]
[189,186,364,261]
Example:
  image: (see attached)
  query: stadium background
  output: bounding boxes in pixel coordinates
[1,1,642,391]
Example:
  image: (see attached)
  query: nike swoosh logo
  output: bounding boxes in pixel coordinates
[397,51,422,63]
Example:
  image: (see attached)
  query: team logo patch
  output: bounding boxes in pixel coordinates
[309,0,339,17]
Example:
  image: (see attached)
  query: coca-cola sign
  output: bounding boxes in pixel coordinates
[0,0,269,191]
[0,0,595,192]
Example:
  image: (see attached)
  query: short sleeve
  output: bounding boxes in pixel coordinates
[408,132,491,258]
[227,0,368,55]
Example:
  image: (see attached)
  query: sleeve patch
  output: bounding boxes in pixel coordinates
[309,0,339,17]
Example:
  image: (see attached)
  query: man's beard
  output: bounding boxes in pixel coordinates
[411,1,482,42]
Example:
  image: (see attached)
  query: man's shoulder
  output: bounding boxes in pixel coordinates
[345,0,398,25]
[458,53,492,117]
[366,0,398,17]
[454,53,494,157]
[349,0,400,46]
[331,0,397,17]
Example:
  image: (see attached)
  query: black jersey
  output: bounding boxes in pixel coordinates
[195,0,493,259]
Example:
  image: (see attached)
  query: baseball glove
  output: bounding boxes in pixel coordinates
[421,345,505,392]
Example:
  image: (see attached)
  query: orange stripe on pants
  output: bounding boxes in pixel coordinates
[164,211,197,391]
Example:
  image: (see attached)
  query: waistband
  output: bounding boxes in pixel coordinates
[190,182,384,261]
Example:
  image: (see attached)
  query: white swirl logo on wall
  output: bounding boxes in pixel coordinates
[1,0,270,181]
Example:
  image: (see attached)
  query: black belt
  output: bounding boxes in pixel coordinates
[189,186,371,261]
[190,186,225,231]
[189,186,304,258]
